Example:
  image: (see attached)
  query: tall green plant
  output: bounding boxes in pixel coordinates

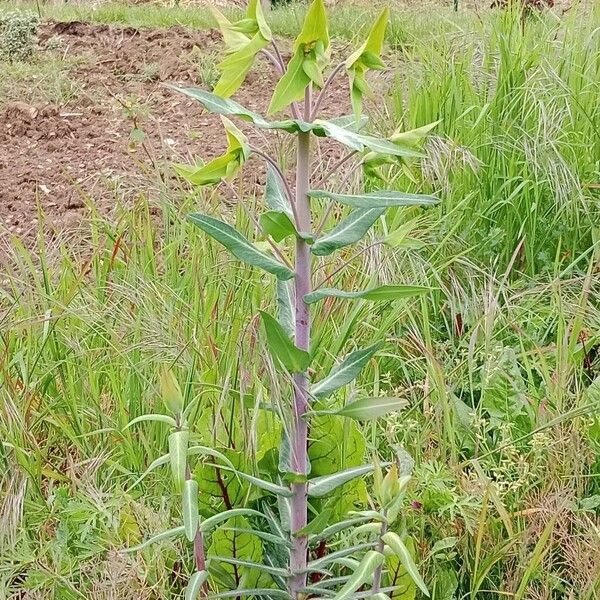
[127,1,438,598]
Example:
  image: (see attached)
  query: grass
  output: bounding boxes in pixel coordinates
[1,2,600,599]
[0,52,86,105]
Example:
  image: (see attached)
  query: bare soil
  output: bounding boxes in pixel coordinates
[0,21,350,248]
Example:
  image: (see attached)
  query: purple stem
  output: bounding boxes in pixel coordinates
[289,88,313,598]
[371,512,388,594]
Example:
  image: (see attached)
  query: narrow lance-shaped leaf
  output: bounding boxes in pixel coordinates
[188,214,294,281]
[214,463,293,497]
[304,284,430,305]
[311,207,384,256]
[200,508,268,533]
[382,531,430,597]
[202,590,291,599]
[308,463,387,497]
[308,188,438,209]
[311,120,422,158]
[311,342,381,400]
[122,526,185,553]
[169,430,189,491]
[328,396,409,420]
[260,310,311,373]
[185,570,209,600]
[183,479,200,542]
[210,556,288,577]
[125,414,177,428]
[293,509,333,537]
[331,551,385,600]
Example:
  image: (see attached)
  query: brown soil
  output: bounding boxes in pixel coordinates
[0,21,349,249]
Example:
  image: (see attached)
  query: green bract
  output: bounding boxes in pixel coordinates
[212,0,272,97]
[269,0,330,113]
[345,8,389,120]
[176,117,250,185]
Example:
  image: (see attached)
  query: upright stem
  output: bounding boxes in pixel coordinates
[289,88,312,598]
[371,513,388,594]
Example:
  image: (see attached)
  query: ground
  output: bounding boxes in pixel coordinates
[0,16,353,249]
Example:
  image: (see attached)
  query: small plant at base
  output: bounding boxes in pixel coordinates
[0,10,40,62]
[125,1,439,598]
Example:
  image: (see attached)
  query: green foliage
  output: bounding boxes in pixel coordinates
[0,9,39,61]
[4,1,599,599]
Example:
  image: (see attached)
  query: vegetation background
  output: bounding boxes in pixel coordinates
[1,0,599,598]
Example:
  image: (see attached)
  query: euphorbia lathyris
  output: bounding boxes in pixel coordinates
[126,1,437,598]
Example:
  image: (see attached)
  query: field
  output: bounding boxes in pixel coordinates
[1,0,600,599]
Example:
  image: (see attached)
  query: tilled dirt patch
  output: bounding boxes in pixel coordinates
[0,20,349,250]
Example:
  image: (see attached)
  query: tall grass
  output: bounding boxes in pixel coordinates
[1,3,600,599]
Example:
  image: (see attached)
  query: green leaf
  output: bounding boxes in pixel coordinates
[385,537,416,600]
[208,516,266,589]
[187,446,237,471]
[210,556,288,578]
[185,570,209,600]
[382,532,430,597]
[168,85,270,125]
[183,479,199,542]
[188,213,294,281]
[333,396,408,420]
[265,165,292,216]
[125,414,177,428]
[204,590,291,599]
[176,117,249,186]
[302,53,325,87]
[200,509,268,533]
[293,509,333,537]
[308,464,382,497]
[304,284,430,304]
[209,0,271,96]
[332,551,385,600]
[268,48,311,114]
[122,526,185,553]
[307,542,377,571]
[312,120,421,157]
[259,310,311,373]
[128,453,170,489]
[169,430,189,491]
[221,527,291,547]
[311,342,381,400]
[310,515,379,543]
[260,210,297,242]
[216,463,293,497]
[176,153,234,186]
[311,208,384,256]
[276,280,295,337]
[307,189,438,209]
